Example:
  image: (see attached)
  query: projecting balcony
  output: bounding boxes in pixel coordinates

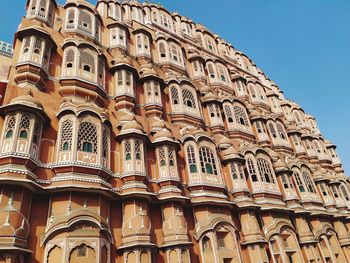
[169,104,203,126]
[59,68,106,106]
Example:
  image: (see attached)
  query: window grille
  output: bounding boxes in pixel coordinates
[269,123,277,138]
[233,105,249,126]
[4,113,16,139]
[102,127,109,158]
[159,146,166,166]
[293,171,305,192]
[224,105,234,123]
[276,123,287,140]
[60,119,73,151]
[187,145,197,173]
[170,86,180,105]
[246,157,258,182]
[125,140,131,160]
[19,114,31,139]
[302,171,316,193]
[257,158,275,183]
[135,139,142,160]
[182,89,196,108]
[79,49,95,73]
[79,10,92,33]
[199,147,218,175]
[77,122,97,154]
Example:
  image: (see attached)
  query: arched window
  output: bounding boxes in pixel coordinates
[66,8,76,28]
[124,140,132,160]
[169,42,183,66]
[158,41,167,59]
[182,89,196,109]
[77,122,98,154]
[78,10,92,34]
[186,145,197,173]
[276,122,287,140]
[217,64,229,84]
[59,119,73,151]
[18,114,31,139]
[246,157,258,182]
[65,48,75,72]
[302,170,316,193]
[340,184,350,201]
[4,114,16,140]
[293,170,305,192]
[233,105,249,126]
[115,69,134,96]
[199,147,218,175]
[268,122,277,138]
[145,80,161,104]
[79,48,95,73]
[135,33,150,57]
[224,104,234,123]
[207,62,216,79]
[110,26,126,48]
[135,139,142,160]
[230,162,245,180]
[170,86,179,105]
[257,157,275,183]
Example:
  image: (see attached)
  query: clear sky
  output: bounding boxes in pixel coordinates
[1,0,349,173]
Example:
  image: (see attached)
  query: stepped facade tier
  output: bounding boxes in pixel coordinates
[0,0,349,262]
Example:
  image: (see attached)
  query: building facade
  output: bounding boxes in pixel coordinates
[0,41,13,105]
[0,0,349,262]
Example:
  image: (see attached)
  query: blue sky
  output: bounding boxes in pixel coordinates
[1,0,349,173]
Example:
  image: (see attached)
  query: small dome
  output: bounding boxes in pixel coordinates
[154,128,174,140]
[10,92,43,110]
[122,120,143,132]
[150,118,166,130]
[202,92,218,103]
[199,85,211,94]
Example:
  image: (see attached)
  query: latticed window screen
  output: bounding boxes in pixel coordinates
[199,147,218,175]
[268,123,277,138]
[135,139,142,160]
[230,163,243,180]
[79,10,92,32]
[302,171,316,193]
[19,114,31,139]
[224,105,233,123]
[340,185,350,201]
[182,89,196,108]
[208,104,215,117]
[233,105,249,126]
[159,146,166,166]
[5,113,16,139]
[207,63,216,78]
[60,119,73,151]
[276,123,287,140]
[168,147,175,166]
[217,65,227,82]
[170,86,180,104]
[33,38,42,53]
[79,49,95,73]
[186,145,197,173]
[246,157,258,182]
[257,158,275,183]
[65,49,75,66]
[77,122,98,153]
[67,9,75,26]
[124,140,131,160]
[32,121,41,145]
[102,127,109,158]
[159,42,166,58]
[281,174,289,188]
[320,183,328,196]
[293,171,305,192]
